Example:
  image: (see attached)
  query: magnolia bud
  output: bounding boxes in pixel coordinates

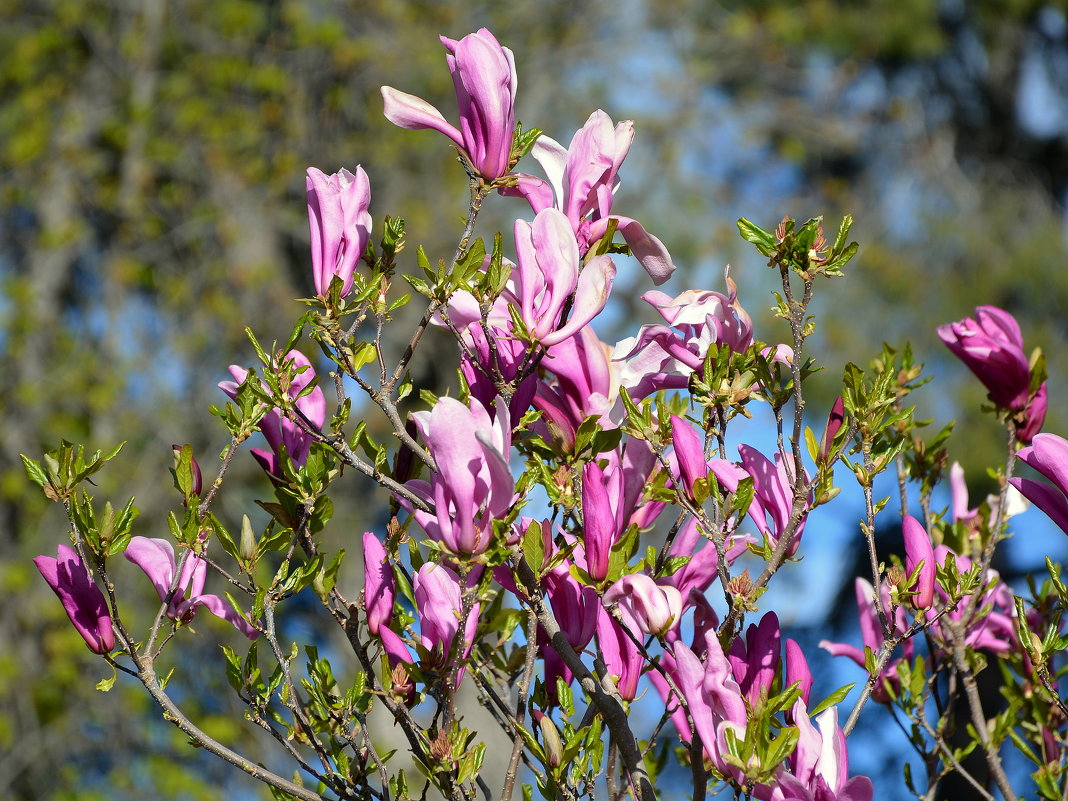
[239,515,257,564]
[535,711,564,768]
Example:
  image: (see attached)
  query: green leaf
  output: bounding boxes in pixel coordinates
[810,684,855,717]
[522,519,546,576]
[20,454,48,488]
[245,327,270,367]
[737,217,775,255]
[96,664,117,692]
[512,124,543,163]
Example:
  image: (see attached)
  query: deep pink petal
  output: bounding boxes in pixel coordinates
[124,536,177,603]
[380,87,464,147]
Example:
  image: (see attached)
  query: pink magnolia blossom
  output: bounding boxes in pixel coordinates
[728,611,782,708]
[414,563,479,684]
[1011,432,1068,535]
[710,445,810,557]
[817,397,846,465]
[902,514,935,611]
[603,573,683,637]
[670,413,708,497]
[218,350,327,477]
[581,459,624,582]
[937,305,1031,410]
[660,517,751,623]
[513,208,615,347]
[820,578,912,703]
[361,532,411,669]
[533,325,618,451]
[438,277,536,421]
[541,560,600,702]
[671,629,749,781]
[614,278,754,400]
[937,305,1046,441]
[785,638,814,708]
[124,537,258,639]
[502,109,675,284]
[306,166,371,299]
[770,701,873,801]
[34,544,114,654]
[363,532,393,637]
[404,396,513,555]
[595,607,644,700]
[382,29,516,181]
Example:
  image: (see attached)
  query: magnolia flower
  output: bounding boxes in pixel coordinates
[404,396,513,555]
[670,414,707,498]
[581,459,625,582]
[502,110,675,284]
[614,278,754,400]
[595,607,644,700]
[124,537,258,639]
[603,573,683,637]
[785,639,814,708]
[540,559,601,701]
[710,445,810,557]
[902,514,935,610]
[728,611,782,708]
[34,545,114,654]
[513,208,615,347]
[771,701,874,801]
[306,165,371,299]
[382,29,516,180]
[937,305,1032,411]
[820,578,912,703]
[218,350,327,477]
[937,305,1047,443]
[817,397,846,465]
[363,532,393,637]
[671,629,749,781]
[1011,433,1068,535]
[533,325,619,451]
[414,562,479,685]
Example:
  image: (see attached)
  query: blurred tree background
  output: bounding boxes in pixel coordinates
[3,1,1068,799]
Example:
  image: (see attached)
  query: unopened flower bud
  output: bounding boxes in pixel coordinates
[535,711,564,768]
[239,515,257,564]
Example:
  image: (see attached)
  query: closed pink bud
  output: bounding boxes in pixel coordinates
[603,573,683,637]
[306,165,371,299]
[785,638,813,707]
[670,414,707,495]
[34,545,114,654]
[818,396,846,464]
[363,532,393,636]
[903,514,935,610]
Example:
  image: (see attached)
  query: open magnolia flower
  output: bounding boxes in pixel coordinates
[125,537,258,639]
[382,28,517,181]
